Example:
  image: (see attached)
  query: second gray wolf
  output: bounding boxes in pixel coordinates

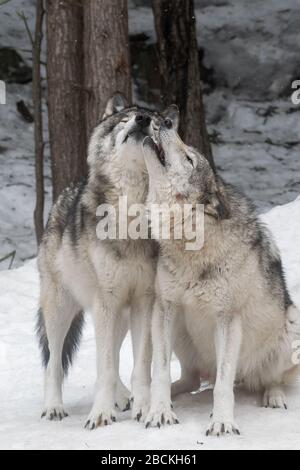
[142,111,300,436]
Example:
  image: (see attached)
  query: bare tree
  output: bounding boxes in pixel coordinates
[83,0,132,137]
[46,0,87,201]
[33,0,45,244]
[152,0,215,170]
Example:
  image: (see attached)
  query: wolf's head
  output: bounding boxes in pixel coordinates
[143,107,230,221]
[87,94,172,176]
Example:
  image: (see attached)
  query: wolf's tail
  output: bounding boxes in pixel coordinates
[36,308,85,375]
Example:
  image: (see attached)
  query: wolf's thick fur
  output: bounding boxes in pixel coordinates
[142,115,300,435]
[37,95,168,428]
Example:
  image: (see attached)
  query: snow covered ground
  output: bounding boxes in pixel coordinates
[0,197,300,450]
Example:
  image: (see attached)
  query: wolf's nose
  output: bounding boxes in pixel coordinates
[163,118,173,129]
[135,114,151,128]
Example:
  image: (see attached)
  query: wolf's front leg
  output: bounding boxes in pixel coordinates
[85,295,119,430]
[130,294,153,422]
[145,299,179,428]
[207,314,242,436]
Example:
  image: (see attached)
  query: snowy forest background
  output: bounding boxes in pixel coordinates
[1,0,300,451]
[0,0,299,269]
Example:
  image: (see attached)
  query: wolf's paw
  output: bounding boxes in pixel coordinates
[206,420,240,437]
[41,405,68,421]
[263,386,287,409]
[84,406,117,430]
[115,382,131,412]
[131,385,150,423]
[132,395,150,423]
[145,402,179,428]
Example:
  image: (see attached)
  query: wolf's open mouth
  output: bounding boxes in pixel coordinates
[152,139,165,166]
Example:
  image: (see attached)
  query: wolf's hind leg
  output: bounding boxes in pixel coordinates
[172,322,201,397]
[172,370,200,397]
[263,385,287,409]
[114,310,131,411]
[115,379,131,411]
[38,284,83,420]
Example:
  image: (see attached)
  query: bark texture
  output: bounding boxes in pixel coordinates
[83,0,132,138]
[33,0,45,244]
[46,0,87,201]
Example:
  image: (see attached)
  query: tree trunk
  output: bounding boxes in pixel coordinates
[152,0,215,170]
[33,0,44,244]
[46,0,87,201]
[83,0,132,138]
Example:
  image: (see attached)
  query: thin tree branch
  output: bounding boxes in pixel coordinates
[17,10,34,48]
[0,250,16,269]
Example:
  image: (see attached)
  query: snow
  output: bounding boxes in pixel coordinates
[0,197,300,450]
[0,0,49,270]
[0,83,51,269]
[130,0,300,100]
[195,0,300,100]
[261,196,300,307]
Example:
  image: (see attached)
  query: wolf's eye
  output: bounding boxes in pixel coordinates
[186,155,194,167]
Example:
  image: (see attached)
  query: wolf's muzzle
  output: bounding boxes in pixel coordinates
[162,118,173,129]
[135,113,151,129]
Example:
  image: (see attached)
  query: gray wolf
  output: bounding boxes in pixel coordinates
[142,111,300,436]
[37,94,173,429]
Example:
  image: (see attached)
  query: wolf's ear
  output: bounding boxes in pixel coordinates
[102,93,129,119]
[162,104,180,131]
[204,185,231,220]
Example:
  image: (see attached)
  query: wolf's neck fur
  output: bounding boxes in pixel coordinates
[83,159,150,253]
[86,162,149,211]
[159,212,235,274]
[107,167,149,208]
